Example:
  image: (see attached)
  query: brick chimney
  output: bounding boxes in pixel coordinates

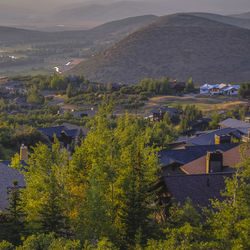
[206,151,223,173]
[215,134,231,144]
[20,144,28,162]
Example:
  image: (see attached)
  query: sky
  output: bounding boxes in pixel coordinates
[1,0,250,14]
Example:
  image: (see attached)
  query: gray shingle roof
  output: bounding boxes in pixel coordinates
[219,118,250,129]
[38,126,79,139]
[164,172,233,207]
[186,128,241,145]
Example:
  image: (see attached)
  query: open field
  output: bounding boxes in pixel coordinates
[138,95,248,116]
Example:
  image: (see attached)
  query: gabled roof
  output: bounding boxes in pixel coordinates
[164,172,233,207]
[219,118,250,129]
[38,126,79,139]
[0,162,25,212]
[159,143,238,167]
[180,144,250,175]
[186,128,241,145]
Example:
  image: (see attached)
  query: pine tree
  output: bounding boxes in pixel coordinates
[1,181,26,245]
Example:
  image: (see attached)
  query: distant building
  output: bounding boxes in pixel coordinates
[200,84,240,95]
[38,125,80,149]
[152,106,181,122]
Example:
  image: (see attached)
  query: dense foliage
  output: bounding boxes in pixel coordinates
[0,101,249,249]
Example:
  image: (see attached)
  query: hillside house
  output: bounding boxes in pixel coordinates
[200,84,240,95]
[180,144,250,175]
[152,106,181,122]
[38,125,80,149]
[158,143,238,175]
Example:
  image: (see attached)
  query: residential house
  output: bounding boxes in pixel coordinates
[38,125,80,149]
[158,143,238,175]
[200,84,240,95]
[219,118,250,130]
[152,106,181,122]
[180,144,250,175]
[185,128,242,146]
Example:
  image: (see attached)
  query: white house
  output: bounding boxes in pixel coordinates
[200,83,240,95]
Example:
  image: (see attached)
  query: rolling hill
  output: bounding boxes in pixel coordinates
[0,15,157,46]
[69,13,250,84]
[192,12,250,29]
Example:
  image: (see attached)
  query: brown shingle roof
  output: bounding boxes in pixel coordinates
[164,172,233,207]
[181,145,250,175]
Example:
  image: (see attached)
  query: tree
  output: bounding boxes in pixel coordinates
[27,85,44,104]
[207,144,250,249]
[209,110,220,129]
[184,77,195,93]
[21,139,70,236]
[0,181,25,245]
[66,84,72,98]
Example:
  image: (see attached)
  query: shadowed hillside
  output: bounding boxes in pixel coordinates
[69,13,250,84]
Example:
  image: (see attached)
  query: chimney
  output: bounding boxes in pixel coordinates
[215,134,231,144]
[245,117,250,123]
[206,151,223,173]
[20,144,28,162]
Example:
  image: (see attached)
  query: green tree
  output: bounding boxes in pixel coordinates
[0,181,25,245]
[66,84,72,98]
[21,139,70,236]
[27,85,44,104]
[184,77,195,93]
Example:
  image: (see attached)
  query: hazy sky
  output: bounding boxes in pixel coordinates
[2,0,250,14]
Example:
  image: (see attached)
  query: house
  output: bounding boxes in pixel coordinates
[200,84,240,95]
[163,172,233,207]
[223,85,240,95]
[169,81,186,93]
[38,125,80,149]
[152,106,181,122]
[0,161,25,212]
[158,143,238,175]
[219,118,250,130]
[185,118,211,135]
[186,128,242,146]
[180,144,250,175]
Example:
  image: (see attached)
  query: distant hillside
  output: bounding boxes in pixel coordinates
[231,12,250,19]
[0,26,47,46]
[192,12,250,29]
[69,13,250,84]
[0,15,157,46]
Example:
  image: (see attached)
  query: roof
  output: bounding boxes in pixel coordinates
[164,172,233,207]
[219,118,250,129]
[181,144,250,175]
[38,126,79,139]
[159,143,238,167]
[186,128,242,145]
[0,162,25,212]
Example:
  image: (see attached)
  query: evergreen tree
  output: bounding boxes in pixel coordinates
[0,181,25,245]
